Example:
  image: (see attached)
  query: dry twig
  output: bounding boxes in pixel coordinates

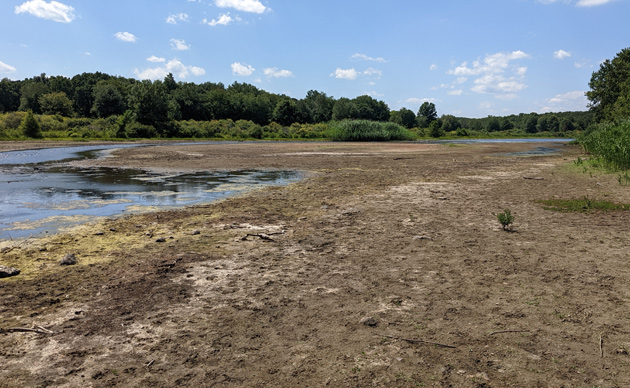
[1,325,54,335]
[490,330,531,336]
[376,333,456,349]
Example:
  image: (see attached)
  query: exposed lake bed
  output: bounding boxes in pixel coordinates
[2,140,630,387]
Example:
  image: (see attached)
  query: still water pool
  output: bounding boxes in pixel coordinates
[0,145,299,240]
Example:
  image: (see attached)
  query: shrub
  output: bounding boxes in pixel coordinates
[495,209,514,231]
[19,111,43,138]
[127,122,158,138]
[329,120,411,141]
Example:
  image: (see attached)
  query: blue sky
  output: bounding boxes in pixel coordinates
[1,0,629,118]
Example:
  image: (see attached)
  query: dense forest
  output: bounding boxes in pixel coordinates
[0,71,592,140]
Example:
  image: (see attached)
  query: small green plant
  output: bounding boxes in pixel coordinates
[495,209,514,231]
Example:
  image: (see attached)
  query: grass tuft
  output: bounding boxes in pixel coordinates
[537,197,630,213]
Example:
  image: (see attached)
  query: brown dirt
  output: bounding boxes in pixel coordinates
[1,141,630,387]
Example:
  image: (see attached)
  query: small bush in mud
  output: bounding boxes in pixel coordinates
[495,209,514,231]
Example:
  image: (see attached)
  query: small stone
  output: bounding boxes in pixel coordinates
[413,235,432,240]
[616,348,629,355]
[94,232,104,236]
[156,237,166,243]
[360,316,378,327]
[192,230,201,235]
[0,265,20,278]
[60,253,77,266]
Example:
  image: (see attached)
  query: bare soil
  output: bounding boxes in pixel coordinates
[1,141,630,387]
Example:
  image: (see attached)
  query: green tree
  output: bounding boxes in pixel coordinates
[0,78,21,112]
[39,92,74,116]
[128,80,172,132]
[525,116,538,133]
[19,82,50,113]
[391,107,416,129]
[301,90,334,123]
[500,117,513,131]
[587,47,630,121]
[92,82,126,117]
[418,102,437,125]
[486,117,501,132]
[272,99,298,126]
[548,115,559,132]
[537,116,548,132]
[441,114,461,133]
[332,98,357,121]
[429,120,444,137]
[19,110,42,138]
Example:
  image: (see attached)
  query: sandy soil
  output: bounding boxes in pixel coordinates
[1,140,630,387]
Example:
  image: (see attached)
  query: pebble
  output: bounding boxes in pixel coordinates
[0,265,20,278]
[60,253,77,266]
[156,237,166,243]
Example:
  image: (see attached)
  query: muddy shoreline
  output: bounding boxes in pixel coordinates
[1,141,629,387]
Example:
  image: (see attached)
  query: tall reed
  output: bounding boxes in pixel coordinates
[580,119,630,171]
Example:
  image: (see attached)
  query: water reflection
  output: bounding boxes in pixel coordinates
[0,145,299,240]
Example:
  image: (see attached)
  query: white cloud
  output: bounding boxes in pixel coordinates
[170,39,190,51]
[363,91,384,97]
[231,62,255,76]
[351,53,388,63]
[405,97,437,105]
[574,59,593,68]
[554,49,572,59]
[541,90,588,111]
[134,59,205,80]
[363,68,382,78]
[430,64,438,71]
[115,32,138,42]
[448,50,530,98]
[15,0,75,23]
[147,56,166,63]
[0,61,17,73]
[448,89,463,96]
[479,101,493,110]
[576,0,615,6]
[331,68,358,80]
[166,13,189,24]
[538,0,615,6]
[264,67,293,78]
[203,14,235,26]
[215,0,266,13]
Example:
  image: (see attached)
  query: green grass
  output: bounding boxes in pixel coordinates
[328,120,413,141]
[537,197,630,213]
[580,119,630,171]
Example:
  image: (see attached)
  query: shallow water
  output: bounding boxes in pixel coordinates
[0,145,299,240]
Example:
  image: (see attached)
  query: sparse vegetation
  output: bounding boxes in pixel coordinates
[537,197,630,212]
[495,209,514,231]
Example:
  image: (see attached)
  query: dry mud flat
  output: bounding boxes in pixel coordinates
[1,141,630,387]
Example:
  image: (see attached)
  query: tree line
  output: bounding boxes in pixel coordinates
[0,71,594,139]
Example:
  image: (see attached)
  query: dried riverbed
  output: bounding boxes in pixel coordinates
[1,140,630,387]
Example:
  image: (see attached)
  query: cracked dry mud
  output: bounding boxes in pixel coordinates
[1,141,630,387]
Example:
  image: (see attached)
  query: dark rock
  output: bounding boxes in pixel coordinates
[360,316,378,327]
[60,253,77,266]
[156,237,166,243]
[0,265,20,278]
[192,230,201,235]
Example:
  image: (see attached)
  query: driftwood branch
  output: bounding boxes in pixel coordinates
[523,177,544,180]
[241,231,284,242]
[376,333,456,349]
[1,325,55,335]
[600,335,604,358]
[490,330,531,336]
